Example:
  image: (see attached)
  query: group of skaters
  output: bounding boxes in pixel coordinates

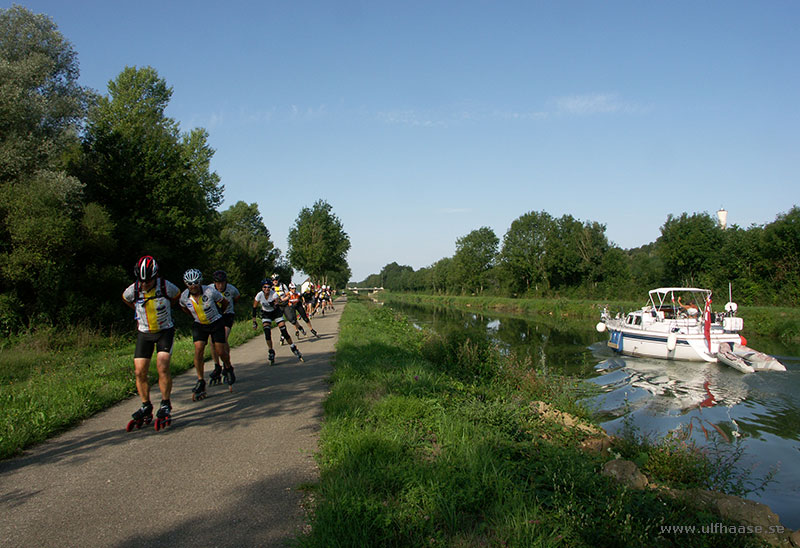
[121,254,332,431]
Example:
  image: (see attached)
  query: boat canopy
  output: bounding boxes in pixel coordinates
[647,288,711,311]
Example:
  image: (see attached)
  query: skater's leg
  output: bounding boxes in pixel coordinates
[155,351,173,400]
[193,341,206,379]
[133,358,152,404]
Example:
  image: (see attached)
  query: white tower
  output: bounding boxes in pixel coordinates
[717,207,728,230]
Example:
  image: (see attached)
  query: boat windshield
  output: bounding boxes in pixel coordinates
[648,288,710,318]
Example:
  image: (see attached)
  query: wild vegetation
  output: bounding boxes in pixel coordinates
[357,208,800,308]
[299,297,770,547]
[0,6,350,335]
[0,319,259,459]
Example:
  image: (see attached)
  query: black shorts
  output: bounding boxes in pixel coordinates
[134,327,175,359]
[221,313,235,329]
[283,305,297,324]
[293,303,310,323]
[191,318,227,344]
[260,308,285,325]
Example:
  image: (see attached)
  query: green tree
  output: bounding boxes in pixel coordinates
[287,200,350,283]
[0,5,90,183]
[453,227,499,294]
[759,206,800,303]
[499,211,553,294]
[76,65,223,280]
[657,212,722,287]
[211,201,275,293]
[544,215,608,291]
[0,5,95,326]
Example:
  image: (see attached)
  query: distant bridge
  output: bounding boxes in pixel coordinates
[346,287,384,294]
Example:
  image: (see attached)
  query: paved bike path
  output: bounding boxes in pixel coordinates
[0,304,342,547]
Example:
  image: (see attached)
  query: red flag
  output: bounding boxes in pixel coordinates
[704,295,712,351]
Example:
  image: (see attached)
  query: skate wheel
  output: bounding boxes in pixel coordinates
[126,419,136,432]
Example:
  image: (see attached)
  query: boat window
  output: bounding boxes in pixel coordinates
[634,315,642,325]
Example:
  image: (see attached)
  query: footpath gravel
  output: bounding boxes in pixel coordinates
[0,302,342,547]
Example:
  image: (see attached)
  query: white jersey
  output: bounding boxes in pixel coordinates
[180,285,225,325]
[254,289,280,313]
[123,278,180,333]
[218,283,240,315]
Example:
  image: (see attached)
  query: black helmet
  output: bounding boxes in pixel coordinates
[134,256,158,281]
[212,270,227,282]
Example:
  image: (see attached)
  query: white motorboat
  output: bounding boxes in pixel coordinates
[595,287,782,369]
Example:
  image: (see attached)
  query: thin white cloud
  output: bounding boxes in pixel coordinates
[554,93,645,115]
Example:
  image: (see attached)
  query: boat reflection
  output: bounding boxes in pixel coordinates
[590,355,749,415]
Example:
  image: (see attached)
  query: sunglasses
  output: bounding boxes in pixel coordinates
[186,281,201,286]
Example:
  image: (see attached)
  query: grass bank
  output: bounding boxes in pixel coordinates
[299,298,768,547]
[0,320,258,459]
[378,292,800,342]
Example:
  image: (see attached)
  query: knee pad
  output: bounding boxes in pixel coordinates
[262,325,272,343]
[279,325,290,340]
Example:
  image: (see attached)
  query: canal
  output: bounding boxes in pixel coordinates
[385,299,800,530]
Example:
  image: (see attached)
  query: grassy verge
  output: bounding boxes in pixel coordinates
[378,292,800,342]
[0,320,258,459]
[299,298,767,547]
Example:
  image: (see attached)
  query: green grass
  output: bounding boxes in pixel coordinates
[0,320,259,459]
[298,298,769,547]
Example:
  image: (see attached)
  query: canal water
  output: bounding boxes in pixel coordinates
[386,300,800,530]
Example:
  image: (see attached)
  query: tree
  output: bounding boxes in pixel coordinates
[657,212,722,287]
[499,211,553,294]
[452,227,499,294]
[76,66,223,280]
[0,6,93,326]
[0,5,90,182]
[211,201,275,292]
[544,215,608,291]
[287,200,350,283]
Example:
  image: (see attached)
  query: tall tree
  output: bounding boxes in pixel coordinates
[0,6,95,326]
[453,227,499,294]
[211,201,275,292]
[287,200,350,282]
[77,66,223,280]
[657,212,722,288]
[499,211,553,294]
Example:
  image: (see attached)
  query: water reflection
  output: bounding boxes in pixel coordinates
[386,299,800,529]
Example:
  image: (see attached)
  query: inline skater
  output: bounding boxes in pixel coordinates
[209,270,240,386]
[253,278,303,365]
[288,282,318,338]
[301,281,316,320]
[179,269,233,399]
[121,255,180,431]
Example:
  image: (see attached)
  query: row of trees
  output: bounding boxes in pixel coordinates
[0,6,349,333]
[358,207,800,307]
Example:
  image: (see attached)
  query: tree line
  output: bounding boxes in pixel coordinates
[358,207,800,307]
[0,6,349,333]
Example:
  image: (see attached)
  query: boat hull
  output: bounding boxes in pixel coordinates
[605,324,741,362]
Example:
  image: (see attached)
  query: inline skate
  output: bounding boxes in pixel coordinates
[154,400,172,431]
[223,365,236,391]
[291,345,304,363]
[126,401,153,431]
[209,364,223,386]
[192,378,207,401]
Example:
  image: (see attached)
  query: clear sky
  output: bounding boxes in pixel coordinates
[9,0,799,282]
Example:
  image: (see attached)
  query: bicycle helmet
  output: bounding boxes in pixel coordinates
[183,268,203,285]
[261,278,271,287]
[289,283,296,289]
[134,256,158,281]
[212,270,227,282]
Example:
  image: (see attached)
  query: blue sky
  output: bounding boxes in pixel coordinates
[9,0,799,282]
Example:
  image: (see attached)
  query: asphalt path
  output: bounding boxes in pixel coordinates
[0,302,342,547]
